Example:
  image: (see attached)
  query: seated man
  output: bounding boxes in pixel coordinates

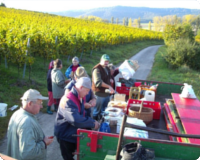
[7,89,53,160]
[55,77,100,160]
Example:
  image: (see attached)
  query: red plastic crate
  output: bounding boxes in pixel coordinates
[116,80,139,96]
[126,99,161,119]
[116,85,131,95]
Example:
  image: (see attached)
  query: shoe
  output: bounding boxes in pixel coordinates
[47,106,53,115]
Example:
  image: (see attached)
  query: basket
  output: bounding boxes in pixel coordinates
[128,101,154,124]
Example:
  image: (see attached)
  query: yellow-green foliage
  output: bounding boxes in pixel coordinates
[0,7,163,66]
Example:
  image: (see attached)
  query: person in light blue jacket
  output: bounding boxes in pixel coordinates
[7,89,54,160]
[65,56,81,79]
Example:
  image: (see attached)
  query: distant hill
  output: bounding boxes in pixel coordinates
[50,6,200,23]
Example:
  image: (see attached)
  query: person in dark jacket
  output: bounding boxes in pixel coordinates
[54,77,99,160]
[65,56,81,79]
[65,66,96,117]
[46,61,54,114]
[92,54,115,120]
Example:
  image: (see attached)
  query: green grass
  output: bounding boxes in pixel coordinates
[0,40,164,140]
[147,45,200,100]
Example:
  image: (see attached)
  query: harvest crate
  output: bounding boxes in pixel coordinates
[126,99,161,119]
[116,83,131,96]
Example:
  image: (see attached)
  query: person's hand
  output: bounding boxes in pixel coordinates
[108,86,115,94]
[89,99,96,107]
[65,79,70,84]
[110,79,114,83]
[84,103,92,109]
[94,121,100,130]
[44,136,54,146]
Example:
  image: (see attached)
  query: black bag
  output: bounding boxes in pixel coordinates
[120,142,155,160]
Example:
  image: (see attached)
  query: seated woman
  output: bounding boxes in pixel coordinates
[65,66,96,117]
[65,56,81,79]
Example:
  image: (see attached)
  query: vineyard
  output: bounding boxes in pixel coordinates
[0,7,163,67]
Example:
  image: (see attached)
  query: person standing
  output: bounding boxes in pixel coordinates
[51,59,68,112]
[55,77,99,160]
[92,54,115,120]
[46,60,54,114]
[65,56,81,79]
[7,89,53,160]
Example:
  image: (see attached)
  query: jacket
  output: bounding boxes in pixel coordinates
[65,79,95,117]
[65,64,81,79]
[7,108,46,160]
[54,87,95,143]
[51,68,66,99]
[47,69,53,92]
[92,63,111,96]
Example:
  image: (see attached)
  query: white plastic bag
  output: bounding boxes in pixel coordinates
[117,117,148,138]
[119,60,138,80]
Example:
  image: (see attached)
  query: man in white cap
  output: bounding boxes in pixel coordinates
[7,89,53,160]
[55,77,99,160]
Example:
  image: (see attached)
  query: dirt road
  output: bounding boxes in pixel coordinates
[0,45,162,159]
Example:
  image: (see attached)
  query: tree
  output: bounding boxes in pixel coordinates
[128,18,132,27]
[153,16,163,31]
[0,2,6,7]
[126,17,128,26]
[116,18,119,24]
[138,17,141,28]
[123,18,126,26]
[111,17,114,24]
[163,23,194,46]
[133,19,139,28]
[148,21,152,30]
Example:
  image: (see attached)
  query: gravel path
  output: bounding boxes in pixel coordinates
[0,45,162,160]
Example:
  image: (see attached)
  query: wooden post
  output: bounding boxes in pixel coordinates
[23,38,30,79]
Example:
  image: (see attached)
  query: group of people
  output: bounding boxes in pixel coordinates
[6,54,119,160]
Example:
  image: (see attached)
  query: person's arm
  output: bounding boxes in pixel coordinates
[65,66,71,79]
[18,120,47,159]
[61,100,96,129]
[93,68,114,93]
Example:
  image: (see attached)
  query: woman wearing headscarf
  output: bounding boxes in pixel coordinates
[65,56,81,79]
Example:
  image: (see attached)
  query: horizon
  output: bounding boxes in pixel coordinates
[1,0,200,13]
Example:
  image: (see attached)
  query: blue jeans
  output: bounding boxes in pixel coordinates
[92,95,110,118]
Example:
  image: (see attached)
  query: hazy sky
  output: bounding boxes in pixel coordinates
[1,0,200,12]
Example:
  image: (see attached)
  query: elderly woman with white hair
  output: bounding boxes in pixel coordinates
[65,56,81,79]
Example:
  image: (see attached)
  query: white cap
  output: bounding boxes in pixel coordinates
[20,89,48,101]
[76,77,91,89]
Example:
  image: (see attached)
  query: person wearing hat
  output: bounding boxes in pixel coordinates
[65,67,96,117]
[92,54,115,120]
[7,89,54,160]
[65,56,81,79]
[55,77,99,160]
